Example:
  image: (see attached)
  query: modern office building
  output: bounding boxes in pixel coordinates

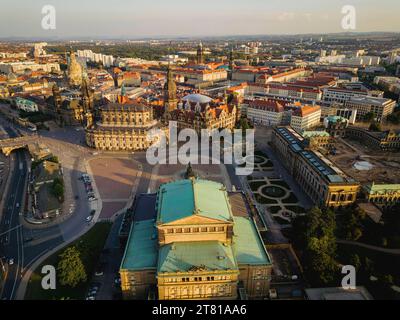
[322,87,383,104]
[344,96,396,122]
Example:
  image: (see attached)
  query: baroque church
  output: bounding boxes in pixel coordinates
[46,51,94,126]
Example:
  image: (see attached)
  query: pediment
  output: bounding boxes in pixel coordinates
[159,214,230,227]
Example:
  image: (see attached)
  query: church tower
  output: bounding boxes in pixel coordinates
[196,42,204,64]
[52,83,62,112]
[164,65,178,113]
[229,47,235,81]
[81,77,94,112]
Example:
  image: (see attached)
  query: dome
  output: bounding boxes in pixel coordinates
[182,93,212,104]
[67,52,83,87]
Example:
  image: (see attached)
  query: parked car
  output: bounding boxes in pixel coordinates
[85,216,93,222]
[95,270,104,277]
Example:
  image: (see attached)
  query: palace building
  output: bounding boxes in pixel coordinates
[85,102,164,151]
[271,127,360,208]
[345,127,400,151]
[163,67,238,133]
[165,93,238,133]
[363,183,400,208]
[120,179,272,300]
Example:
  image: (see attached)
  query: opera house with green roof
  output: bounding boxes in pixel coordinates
[120,178,272,300]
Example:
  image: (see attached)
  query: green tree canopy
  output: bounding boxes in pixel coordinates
[293,207,339,286]
[57,246,87,288]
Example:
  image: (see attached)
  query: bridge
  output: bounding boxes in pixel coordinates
[0,135,39,156]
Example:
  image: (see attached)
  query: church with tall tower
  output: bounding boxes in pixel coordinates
[196,42,204,64]
[67,51,83,87]
[164,65,178,113]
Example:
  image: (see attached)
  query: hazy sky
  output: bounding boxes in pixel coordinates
[1,0,399,38]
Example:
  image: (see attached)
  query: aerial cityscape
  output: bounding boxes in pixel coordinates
[0,0,400,306]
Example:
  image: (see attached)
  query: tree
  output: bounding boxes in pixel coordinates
[364,112,376,122]
[349,253,361,271]
[57,246,87,288]
[51,177,64,200]
[369,122,381,132]
[299,207,339,286]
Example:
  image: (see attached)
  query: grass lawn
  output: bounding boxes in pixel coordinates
[255,194,278,204]
[261,185,286,198]
[248,180,267,191]
[274,216,291,225]
[268,206,282,214]
[25,222,112,300]
[282,192,299,204]
[254,150,269,159]
[270,180,290,189]
[284,205,306,214]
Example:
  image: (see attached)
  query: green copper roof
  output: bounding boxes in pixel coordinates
[157,179,233,224]
[15,96,36,106]
[233,217,272,265]
[364,183,400,194]
[302,131,330,138]
[158,241,238,273]
[326,115,348,123]
[120,219,158,271]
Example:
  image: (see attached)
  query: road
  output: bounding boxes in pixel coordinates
[0,122,94,300]
[0,125,27,300]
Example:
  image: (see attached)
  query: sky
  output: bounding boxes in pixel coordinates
[0,0,399,39]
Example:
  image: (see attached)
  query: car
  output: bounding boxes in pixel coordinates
[8,258,14,265]
[89,289,97,295]
[86,296,95,300]
[85,216,93,222]
[95,270,104,276]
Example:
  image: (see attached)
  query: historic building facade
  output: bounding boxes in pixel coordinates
[120,179,272,300]
[363,183,400,208]
[85,102,164,151]
[271,127,360,208]
[345,127,400,151]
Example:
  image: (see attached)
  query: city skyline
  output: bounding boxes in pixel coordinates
[1,0,400,39]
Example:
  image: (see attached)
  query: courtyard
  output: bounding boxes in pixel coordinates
[247,175,306,224]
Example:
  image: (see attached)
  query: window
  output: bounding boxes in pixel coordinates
[201,227,207,232]
[209,227,216,232]
[167,228,174,233]
[217,227,224,232]
[184,228,190,233]
[193,227,199,232]
[176,228,182,233]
